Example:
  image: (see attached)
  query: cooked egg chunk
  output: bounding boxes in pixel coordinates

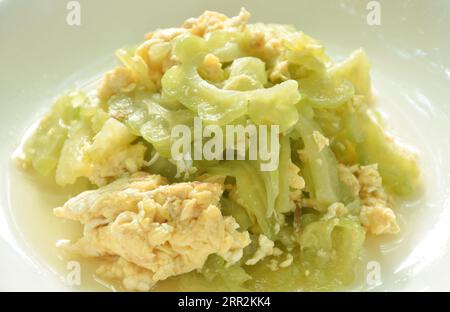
[55,175,250,290]
[339,163,399,235]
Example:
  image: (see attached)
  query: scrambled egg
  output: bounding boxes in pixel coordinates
[98,67,135,100]
[245,234,275,265]
[339,163,400,235]
[266,252,293,271]
[102,29,188,98]
[360,205,399,236]
[54,172,167,225]
[55,173,250,291]
[289,162,306,208]
[246,235,293,271]
[144,27,188,42]
[322,202,348,220]
[246,26,283,62]
[312,130,330,152]
[270,60,290,83]
[357,164,400,235]
[97,9,250,99]
[279,253,294,268]
[338,164,360,196]
[138,27,187,81]
[88,119,147,186]
[182,8,250,37]
[96,257,155,292]
[198,53,225,82]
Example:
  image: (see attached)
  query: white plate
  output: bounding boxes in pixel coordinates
[1,0,450,291]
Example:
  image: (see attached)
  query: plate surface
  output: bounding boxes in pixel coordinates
[1,0,450,291]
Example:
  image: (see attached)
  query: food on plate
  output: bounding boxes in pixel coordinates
[17,8,421,291]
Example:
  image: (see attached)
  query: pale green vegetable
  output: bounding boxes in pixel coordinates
[108,88,152,136]
[221,198,253,231]
[315,98,421,197]
[227,57,267,87]
[201,255,251,289]
[274,135,292,213]
[297,75,354,108]
[56,116,145,187]
[222,57,267,91]
[176,254,251,291]
[247,80,300,132]
[205,30,246,62]
[140,101,195,158]
[116,48,156,91]
[146,153,178,181]
[88,118,137,161]
[208,161,276,238]
[56,119,94,186]
[244,249,305,291]
[162,63,248,125]
[329,49,372,97]
[283,31,330,78]
[348,107,421,196]
[109,88,195,158]
[299,214,366,287]
[295,105,341,209]
[22,92,86,176]
[162,35,301,131]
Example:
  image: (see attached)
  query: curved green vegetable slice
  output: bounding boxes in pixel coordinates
[56,119,94,186]
[274,135,293,213]
[221,197,253,231]
[162,64,249,125]
[351,108,421,196]
[109,92,148,136]
[162,35,301,131]
[297,75,354,108]
[22,91,86,176]
[299,215,366,286]
[208,161,276,238]
[295,105,341,209]
[205,30,246,62]
[116,48,156,91]
[247,80,300,132]
[283,31,330,77]
[329,49,371,97]
[140,102,195,158]
[109,88,194,157]
[314,97,421,197]
[227,57,267,86]
[176,254,251,291]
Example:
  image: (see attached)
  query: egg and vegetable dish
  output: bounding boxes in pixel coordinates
[17,9,421,291]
